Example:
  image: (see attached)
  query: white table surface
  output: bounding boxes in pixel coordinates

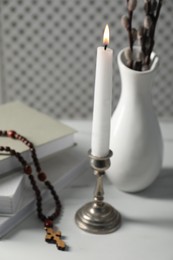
[0,120,173,260]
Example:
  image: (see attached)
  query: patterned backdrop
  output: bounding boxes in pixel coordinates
[0,0,172,119]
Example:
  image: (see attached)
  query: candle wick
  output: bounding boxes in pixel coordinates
[104,45,107,50]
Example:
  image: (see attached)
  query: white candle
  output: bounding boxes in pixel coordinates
[91,25,113,157]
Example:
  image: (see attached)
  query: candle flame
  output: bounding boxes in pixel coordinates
[103,24,110,47]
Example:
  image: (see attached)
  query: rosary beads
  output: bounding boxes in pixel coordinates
[0,130,66,251]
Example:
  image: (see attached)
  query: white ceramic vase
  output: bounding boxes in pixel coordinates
[108,47,163,192]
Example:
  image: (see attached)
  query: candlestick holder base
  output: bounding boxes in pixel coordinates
[75,150,121,234]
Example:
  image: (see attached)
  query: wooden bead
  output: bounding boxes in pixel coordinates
[0,146,4,151]
[24,165,32,175]
[44,219,53,228]
[5,146,11,152]
[38,172,47,182]
[7,130,16,138]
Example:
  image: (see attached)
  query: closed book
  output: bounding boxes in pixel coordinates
[0,172,24,214]
[0,101,75,175]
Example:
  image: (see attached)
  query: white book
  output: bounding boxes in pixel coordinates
[0,172,24,215]
[0,143,89,238]
[0,101,75,175]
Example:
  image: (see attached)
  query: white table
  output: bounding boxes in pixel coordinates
[0,120,173,260]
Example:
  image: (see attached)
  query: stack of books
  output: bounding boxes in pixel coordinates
[0,101,88,237]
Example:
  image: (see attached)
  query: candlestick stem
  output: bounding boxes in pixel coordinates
[94,172,104,205]
[75,150,121,234]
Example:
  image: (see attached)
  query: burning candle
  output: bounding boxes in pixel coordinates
[91,25,113,157]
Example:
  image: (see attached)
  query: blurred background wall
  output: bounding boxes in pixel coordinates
[0,0,172,119]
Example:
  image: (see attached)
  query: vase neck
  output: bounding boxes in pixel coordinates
[119,69,154,96]
[118,47,159,98]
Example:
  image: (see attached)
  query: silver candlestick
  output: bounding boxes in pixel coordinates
[75,149,121,234]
